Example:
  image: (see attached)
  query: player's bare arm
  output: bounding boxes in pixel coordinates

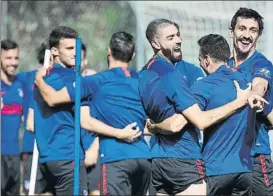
[267,109,273,125]
[183,81,252,130]
[248,77,269,109]
[146,114,188,135]
[26,108,34,132]
[84,136,99,167]
[35,67,71,106]
[80,106,141,142]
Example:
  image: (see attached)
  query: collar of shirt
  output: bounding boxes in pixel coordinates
[228,50,259,69]
[109,66,137,78]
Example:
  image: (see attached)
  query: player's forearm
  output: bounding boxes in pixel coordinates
[35,76,58,106]
[81,115,122,139]
[35,76,71,106]
[184,100,245,130]
[267,110,273,125]
[86,136,99,153]
[251,77,268,97]
[251,83,267,97]
[26,108,34,132]
[200,99,245,129]
[153,114,187,134]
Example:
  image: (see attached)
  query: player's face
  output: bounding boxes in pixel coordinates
[231,17,260,56]
[56,38,76,68]
[156,24,182,62]
[0,48,19,77]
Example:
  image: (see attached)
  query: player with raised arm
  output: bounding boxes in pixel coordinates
[228,7,273,195]
[1,39,23,195]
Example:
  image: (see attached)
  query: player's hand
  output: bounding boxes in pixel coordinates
[234,81,251,106]
[116,122,142,143]
[248,94,269,112]
[84,146,99,167]
[35,67,47,81]
[143,119,155,136]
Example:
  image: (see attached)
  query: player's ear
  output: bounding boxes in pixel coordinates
[229,27,234,38]
[107,47,112,56]
[205,55,211,67]
[51,47,59,57]
[151,40,160,50]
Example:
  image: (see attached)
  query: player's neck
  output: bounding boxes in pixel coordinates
[109,60,129,69]
[54,59,70,68]
[156,52,174,65]
[233,48,256,68]
[1,71,15,85]
[211,62,225,74]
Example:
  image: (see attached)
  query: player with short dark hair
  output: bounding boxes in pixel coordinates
[228,7,273,195]
[193,34,254,195]
[29,26,90,195]
[1,39,23,195]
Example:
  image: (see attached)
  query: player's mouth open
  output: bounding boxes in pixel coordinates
[173,46,181,52]
[240,40,251,46]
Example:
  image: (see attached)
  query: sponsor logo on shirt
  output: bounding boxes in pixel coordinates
[258,68,271,78]
[18,88,24,97]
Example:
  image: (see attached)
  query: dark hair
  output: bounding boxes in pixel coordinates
[1,39,18,50]
[82,42,87,58]
[109,31,135,62]
[230,7,264,35]
[36,41,49,64]
[146,18,178,44]
[49,26,78,48]
[198,34,231,63]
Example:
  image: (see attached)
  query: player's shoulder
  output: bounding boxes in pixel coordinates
[254,51,273,67]
[176,59,200,71]
[144,56,176,75]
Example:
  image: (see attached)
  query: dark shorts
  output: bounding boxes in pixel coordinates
[101,159,151,196]
[21,152,51,194]
[207,172,252,196]
[40,160,88,195]
[1,155,20,195]
[86,159,101,192]
[252,154,273,195]
[151,158,205,195]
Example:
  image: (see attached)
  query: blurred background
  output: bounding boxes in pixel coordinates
[1,1,273,73]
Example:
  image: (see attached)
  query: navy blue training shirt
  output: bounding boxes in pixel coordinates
[228,51,273,156]
[191,65,254,176]
[139,56,202,159]
[66,67,152,164]
[32,64,88,163]
[17,70,37,153]
[1,78,24,155]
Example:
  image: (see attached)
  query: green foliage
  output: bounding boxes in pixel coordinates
[6,1,136,72]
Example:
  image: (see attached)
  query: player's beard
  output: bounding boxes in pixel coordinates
[234,37,254,61]
[161,47,182,64]
[0,61,16,78]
